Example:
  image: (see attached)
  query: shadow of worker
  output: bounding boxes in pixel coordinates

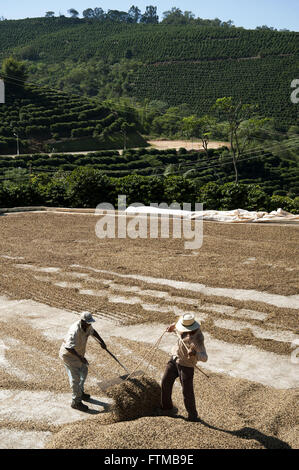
[194,418,292,449]
[84,398,112,415]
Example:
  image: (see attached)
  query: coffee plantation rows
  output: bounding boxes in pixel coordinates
[131,56,298,126]
[0,17,82,57]
[1,146,298,198]
[1,18,298,125]
[0,85,144,154]
[3,21,298,64]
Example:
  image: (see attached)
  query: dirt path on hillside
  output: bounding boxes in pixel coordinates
[2,139,229,157]
[147,139,230,151]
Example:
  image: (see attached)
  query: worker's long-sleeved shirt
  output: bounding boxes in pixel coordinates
[172,329,208,368]
[59,320,94,367]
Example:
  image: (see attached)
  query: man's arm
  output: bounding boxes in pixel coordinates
[92,329,107,349]
[189,332,208,363]
[196,347,208,363]
[188,346,208,362]
[65,347,88,365]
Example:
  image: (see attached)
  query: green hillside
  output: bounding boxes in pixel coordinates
[0,83,147,154]
[0,18,298,126]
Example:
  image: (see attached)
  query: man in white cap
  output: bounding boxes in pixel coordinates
[59,311,107,411]
[161,313,208,421]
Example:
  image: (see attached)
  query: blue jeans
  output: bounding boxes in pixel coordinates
[64,362,88,403]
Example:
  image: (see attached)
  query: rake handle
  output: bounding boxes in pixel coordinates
[105,348,130,374]
[92,336,130,374]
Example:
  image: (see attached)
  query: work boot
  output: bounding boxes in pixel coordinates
[81,392,91,401]
[157,406,178,417]
[71,400,89,412]
[186,414,199,422]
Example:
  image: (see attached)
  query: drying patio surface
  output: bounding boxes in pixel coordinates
[0,211,298,449]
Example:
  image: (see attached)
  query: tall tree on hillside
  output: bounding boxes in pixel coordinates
[256,25,277,31]
[184,11,195,22]
[140,6,159,24]
[45,11,55,17]
[213,97,258,183]
[93,7,105,20]
[82,8,95,18]
[128,5,141,23]
[162,7,194,24]
[182,114,199,148]
[67,8,79,18]
[106,10,128,22]
[0,57,28,90]
[183,115,216,155]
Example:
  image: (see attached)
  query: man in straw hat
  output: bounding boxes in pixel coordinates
[161,313,208,421]
[59,311,107,411]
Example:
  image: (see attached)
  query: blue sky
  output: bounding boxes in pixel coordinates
[1,0,299,31]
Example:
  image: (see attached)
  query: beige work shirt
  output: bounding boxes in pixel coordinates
[172,329,208,368]
[59,320,94,367]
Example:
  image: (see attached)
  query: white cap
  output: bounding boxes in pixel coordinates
[80,311,95,324]
[175,314,200,333]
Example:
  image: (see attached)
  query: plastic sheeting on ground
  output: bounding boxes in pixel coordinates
[125,206,299,224]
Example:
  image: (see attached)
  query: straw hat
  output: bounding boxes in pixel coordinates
[175,313,200,333]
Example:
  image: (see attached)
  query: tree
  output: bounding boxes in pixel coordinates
[163,7,183,22]
[67,9,79,18]
[224,19,234,27]
[45,11,55,17]
[213,97,258,183]
[82,8,94,18]
[0,57,28,90]
[93,7,105,19]
[151,107,184,136]
[182,114,219,180]
[162,7,194,25]
[196,115,217,155]
[237,117,272,148]
[182,115,198,147]
[256,25,277,31]
[184,11,195,22]
[182,114,215,153]
[106,10,128,22]
[128,5,141,23]
[140,6,159,24]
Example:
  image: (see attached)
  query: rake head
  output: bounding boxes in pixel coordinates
[97,370,144,392]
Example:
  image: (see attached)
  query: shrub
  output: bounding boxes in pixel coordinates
[268,195,297,213]
[66,167,115,208]
[163,176,196,206]
[220,183,248,210]
[71,127,94,138]
[25,125,50,138]
[246,184,270,211]
[0,182,42,207]
[197,182,222,210]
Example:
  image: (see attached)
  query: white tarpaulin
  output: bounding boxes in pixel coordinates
[125,206,299,224]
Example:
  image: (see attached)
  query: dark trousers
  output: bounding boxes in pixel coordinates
[161,358,197,418]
